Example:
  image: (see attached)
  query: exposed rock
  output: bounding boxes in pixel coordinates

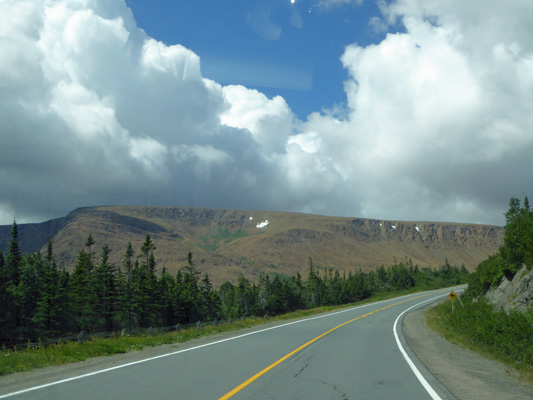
[486,266,533,313]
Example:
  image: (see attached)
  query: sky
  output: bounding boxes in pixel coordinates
[0,0,532,227]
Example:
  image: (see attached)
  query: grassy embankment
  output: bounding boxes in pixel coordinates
[0,287,433,376]
[427,298,533,383]
[424,197,533,384]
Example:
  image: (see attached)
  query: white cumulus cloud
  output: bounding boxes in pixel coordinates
[291,0,533,224]
[0,0,531,226]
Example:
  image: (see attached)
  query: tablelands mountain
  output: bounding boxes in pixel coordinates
[0,206,504,286]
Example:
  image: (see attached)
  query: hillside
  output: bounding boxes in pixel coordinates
[0,206,504,286]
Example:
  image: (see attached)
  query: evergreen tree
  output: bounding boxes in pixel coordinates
[182,252,203,323]
[159,268,177,326]
[17,253,44,339]
[121,242,135,328]
[524,196,530,212]
[236,274,258,317]
[174,270,187,323]
[132,248,159,328]
[387,262,415,290]
[130,260,144,326]
[90,245,118,331]
[6,221,22,285]
[265,275,286,315]
[219,281,237,319]
[285,273,304,311]
[374,266,388,290]
[85,233,95,275]
[501,197,532,274]
[305,257,320,307]
[141,235,155,271]
[69,250,91,331]
[200,273,219,320]
[4,221,23,335]
[33,241,66,338]
[0,249,15,341]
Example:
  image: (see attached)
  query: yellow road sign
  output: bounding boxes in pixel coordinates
[449,291,457,300]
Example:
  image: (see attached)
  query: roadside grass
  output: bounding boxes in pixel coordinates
[426,299,533,384]
[0,286,451,377]
[0,320,260,376]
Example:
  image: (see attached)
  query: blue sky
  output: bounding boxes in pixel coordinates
[0,0,532,226]
[126,0,388,119]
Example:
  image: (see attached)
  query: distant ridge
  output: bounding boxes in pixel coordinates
[0,206,504,286]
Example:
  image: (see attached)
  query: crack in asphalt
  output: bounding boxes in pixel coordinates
[294,362,310,378]
[318,380,348,399]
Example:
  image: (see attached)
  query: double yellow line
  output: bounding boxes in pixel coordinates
[218,292,438,399]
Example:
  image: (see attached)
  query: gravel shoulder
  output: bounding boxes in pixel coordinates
[402,302,533,400]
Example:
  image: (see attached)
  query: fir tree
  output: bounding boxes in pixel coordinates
[85,233,95,275]
[0,250,14,341]
[133,248,159,328]
[141,235,155,271]
[17,253,44,338]
[182,252,203,323]
[69,250,91,331]
[159,268,177,326]
[7,221,21,285]
[90,245,118,331]
[122,242,135,328]
[5,221,22,332]
[33,241,65,338]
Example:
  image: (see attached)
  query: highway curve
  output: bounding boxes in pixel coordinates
[0,288,462,400]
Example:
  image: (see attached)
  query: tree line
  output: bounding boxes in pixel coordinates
[0,223,468,345]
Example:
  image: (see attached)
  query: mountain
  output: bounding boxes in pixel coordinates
[0,206,504,286]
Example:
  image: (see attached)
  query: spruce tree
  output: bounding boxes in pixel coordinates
[90,245,118,331]
[133,248,159,328]
[200,273,219,320]
[122,242,135,328]
[33,241,65,338]
[174,270,187,323]
[141,235,155,271]
[17,253,44,339]
[5,221,22,333]
[69,250,91,331]
[159,268,177,326]
[182,252,202,323]
[85,234,95,275]
[0,250,13,341]
[501,198,531,274]
[7,221,21,285]
[219,281,237,319]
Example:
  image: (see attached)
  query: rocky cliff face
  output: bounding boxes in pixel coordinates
[486,266,533,313]
[0,206,505,286]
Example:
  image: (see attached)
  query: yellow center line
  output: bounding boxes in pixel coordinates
[218,291,442,399]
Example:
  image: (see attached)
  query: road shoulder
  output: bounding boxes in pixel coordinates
[403,303,533,400]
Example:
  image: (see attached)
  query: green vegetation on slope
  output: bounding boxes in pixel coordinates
[198,229,249,251]
[467,197,533,298]
[428,196,533,380]
[428,299,533,379]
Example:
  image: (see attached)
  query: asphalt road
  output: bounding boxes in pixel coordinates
[0,288,463,400]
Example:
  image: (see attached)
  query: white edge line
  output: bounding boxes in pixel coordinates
[393,293,450,400]
[1,290,444,399]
